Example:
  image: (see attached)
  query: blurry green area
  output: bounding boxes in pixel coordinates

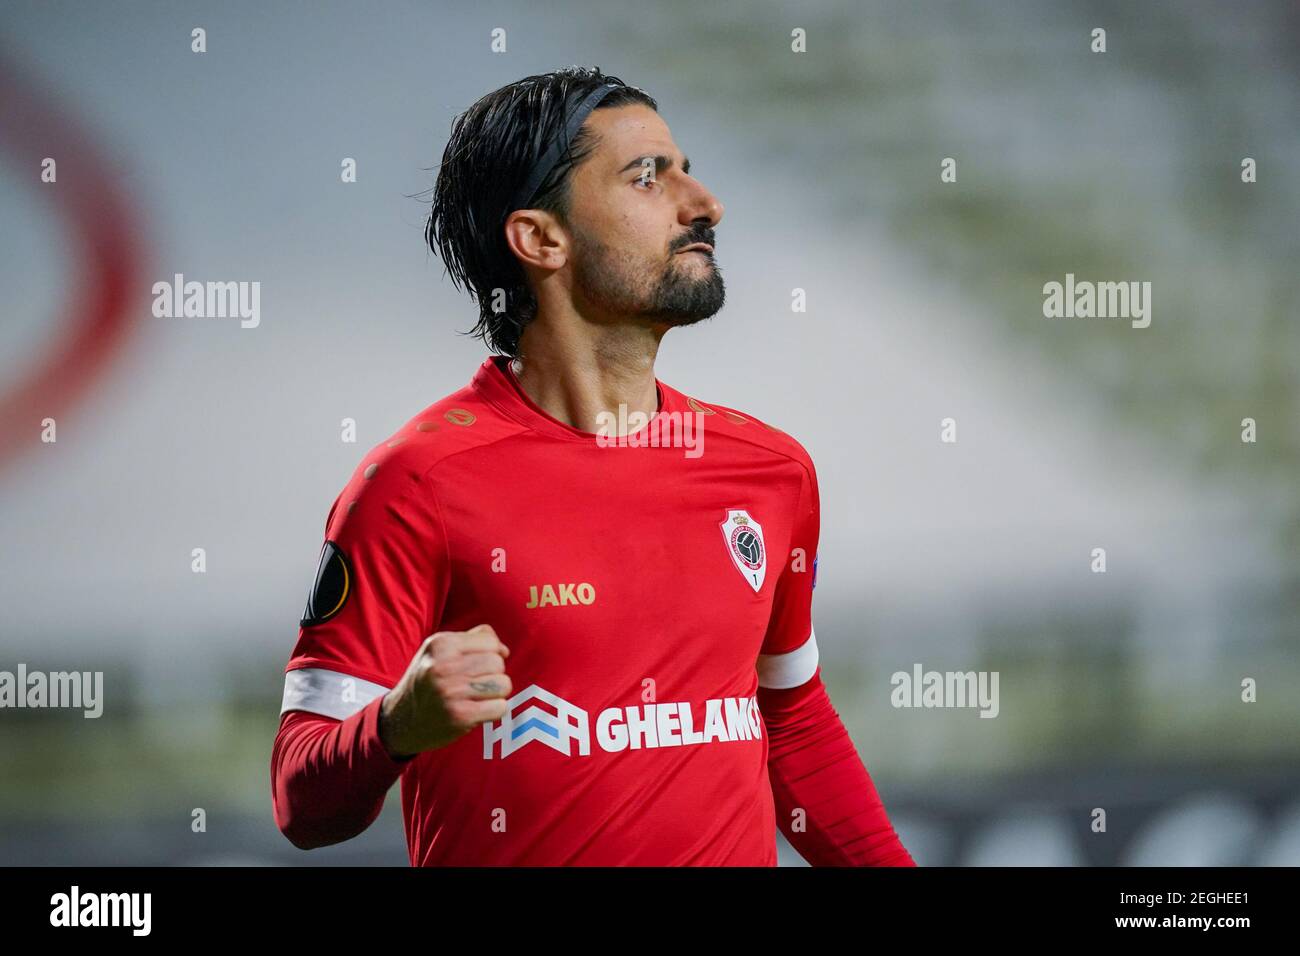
[0,666,283,821]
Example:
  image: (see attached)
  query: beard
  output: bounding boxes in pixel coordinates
[571,228,725,327]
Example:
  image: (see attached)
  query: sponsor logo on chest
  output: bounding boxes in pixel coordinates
[483,683,762,759]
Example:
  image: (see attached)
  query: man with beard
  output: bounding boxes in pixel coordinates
[271,66,914,867]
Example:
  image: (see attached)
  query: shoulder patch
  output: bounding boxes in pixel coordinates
[301,541,352,627]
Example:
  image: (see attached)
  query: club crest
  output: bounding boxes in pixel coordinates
[719,508,766,592]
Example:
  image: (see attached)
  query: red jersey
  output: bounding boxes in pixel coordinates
[277,356,881,866]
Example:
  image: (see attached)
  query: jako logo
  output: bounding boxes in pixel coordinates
[483,683,762,759]
[525,583,596,608]
[50,885,151,936]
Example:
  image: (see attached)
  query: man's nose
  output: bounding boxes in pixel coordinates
[680,178,724,229]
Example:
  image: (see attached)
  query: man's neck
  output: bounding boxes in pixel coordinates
[509,324,664,435]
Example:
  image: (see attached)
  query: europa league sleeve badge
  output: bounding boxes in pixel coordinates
[300,541,352,627]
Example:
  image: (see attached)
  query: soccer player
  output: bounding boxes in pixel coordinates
[271,66,915,867]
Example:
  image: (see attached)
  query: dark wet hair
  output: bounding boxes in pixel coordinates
[425,66,658,357]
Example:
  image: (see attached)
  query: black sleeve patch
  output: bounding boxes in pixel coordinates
[301,541,352,627]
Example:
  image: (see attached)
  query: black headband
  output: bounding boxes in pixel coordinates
[509,82,620,213]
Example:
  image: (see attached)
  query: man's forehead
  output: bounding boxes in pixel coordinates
[587,104,679,167]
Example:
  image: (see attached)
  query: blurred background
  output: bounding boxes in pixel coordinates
[1,0,1297,865]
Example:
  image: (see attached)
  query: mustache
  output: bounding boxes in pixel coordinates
[672,228,716,253]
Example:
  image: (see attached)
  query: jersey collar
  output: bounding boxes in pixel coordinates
[470,355,680,443]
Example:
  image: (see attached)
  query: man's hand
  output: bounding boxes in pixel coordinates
[378,624,512,759]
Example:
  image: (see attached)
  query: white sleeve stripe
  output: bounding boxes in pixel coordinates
[280,667,391,720]
[756,628,819,689]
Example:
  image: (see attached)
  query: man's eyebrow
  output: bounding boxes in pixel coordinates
[617,154,691,176]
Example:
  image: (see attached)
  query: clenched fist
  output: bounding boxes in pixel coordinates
[378,624,512,759]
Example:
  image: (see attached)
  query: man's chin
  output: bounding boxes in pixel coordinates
[659,308,719,328]
[643,298,724,327]
[649,280,725,327]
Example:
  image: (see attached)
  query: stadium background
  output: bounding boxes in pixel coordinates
[1,0,1297,865]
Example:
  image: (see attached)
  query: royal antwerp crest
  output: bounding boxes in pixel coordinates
[720,508,766,592]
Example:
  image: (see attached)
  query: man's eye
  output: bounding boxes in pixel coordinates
[634,175,658,189]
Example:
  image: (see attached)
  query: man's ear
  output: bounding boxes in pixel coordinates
[504,209,567,272]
